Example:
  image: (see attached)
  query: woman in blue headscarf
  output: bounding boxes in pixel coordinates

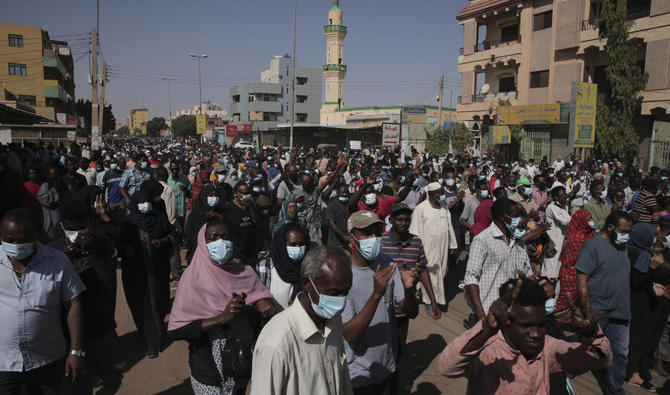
[626,222,670,389]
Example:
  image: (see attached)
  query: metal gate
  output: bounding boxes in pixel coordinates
[651,140,670,169]
[522,127,551,162]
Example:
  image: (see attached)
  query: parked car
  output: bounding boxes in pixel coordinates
[234,140,255,149]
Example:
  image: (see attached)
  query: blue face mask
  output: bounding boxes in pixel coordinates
[545,298,557,315]
[137,202,151,213]
[286,245,306,261]
[480,190,489,199]
[1,241,35,260]
[513,228,527,240]
[506,216,521,232]
[338,196,349,203]
[439,195,447,204]
[524,187,533,196]
[615,232,629,245]
[207,196,219,207]
[110,163,118,170]
[140,161,148,169]
[308,277,346,320]
[400,176,406,184]
[207,239,233,265]
[354,236,382,261]
[412,179,421,188]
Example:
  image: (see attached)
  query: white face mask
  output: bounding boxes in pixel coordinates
[364,193,377,205]
[216,174,225,182]
[62,226,86,244]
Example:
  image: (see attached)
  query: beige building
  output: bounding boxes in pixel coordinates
[0,23,75,121]
[129,108,148,133]
[456,0,670,162]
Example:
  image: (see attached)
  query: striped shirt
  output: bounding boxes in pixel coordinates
[381,231,427,269]
[633,189,660,223]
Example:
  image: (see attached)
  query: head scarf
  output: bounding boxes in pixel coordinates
[556,209,595,315]
[168,225,273,331]
[628,222,655,273]
[273,190,304,233]
[271,223,311,301]
[470,199,494,236]
[127,186,172,239]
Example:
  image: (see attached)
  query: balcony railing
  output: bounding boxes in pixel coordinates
[324,25,347,34]
[457,91,518,104]
[581,19,597,31]
[626,4,651,20]
[474,35,521,53]
[323,64,347,72]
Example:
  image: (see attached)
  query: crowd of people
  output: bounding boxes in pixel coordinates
[2,136,670,394]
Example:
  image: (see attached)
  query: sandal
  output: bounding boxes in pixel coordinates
[627,380,657,393]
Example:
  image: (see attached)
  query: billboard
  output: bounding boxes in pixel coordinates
[402,107,427,123]
[499,104,563,125]
[382,123,401,146]
[571,82,597,148]
[225,125,238,138]
[196,114,207,134]
[492,125,511,144]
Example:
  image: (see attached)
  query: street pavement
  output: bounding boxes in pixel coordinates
[107,268,669,394]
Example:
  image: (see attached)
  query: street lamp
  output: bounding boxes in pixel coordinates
[161,75,174,133]
[189,53,208,115]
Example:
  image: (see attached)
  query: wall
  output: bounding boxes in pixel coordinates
[0,24,46,112]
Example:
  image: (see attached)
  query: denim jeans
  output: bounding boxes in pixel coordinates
[593,316,629,395]
[0,357,64,395]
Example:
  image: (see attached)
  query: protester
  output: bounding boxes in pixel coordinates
[250,246,353,395]
[168,219,275,395]
[543,186,571,278]
[263,222,310,308]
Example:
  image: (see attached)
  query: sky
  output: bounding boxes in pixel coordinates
[2,0,464,125]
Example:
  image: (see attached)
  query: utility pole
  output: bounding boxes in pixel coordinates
[190,53,207,114]
[289,0,297,151]
[91,28,99,150]
[162,75,174,133]
[98,63,107,148]
[437,71,444,127]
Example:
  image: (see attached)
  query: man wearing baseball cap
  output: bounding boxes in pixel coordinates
[342,210,419,394]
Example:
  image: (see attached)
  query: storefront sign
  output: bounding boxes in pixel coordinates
[499,104,563,125]
[492,125,511,144]
[572,82,597,148]
[382,123,401,145]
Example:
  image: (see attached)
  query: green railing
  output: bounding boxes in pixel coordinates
[324,25,347,34]
[323,64,347,72]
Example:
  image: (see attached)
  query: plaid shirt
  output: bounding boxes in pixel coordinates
[381,230,427,317]
[119,168,152,196]
[464,223,532,315]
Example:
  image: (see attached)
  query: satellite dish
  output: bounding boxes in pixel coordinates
[480,84,490,94]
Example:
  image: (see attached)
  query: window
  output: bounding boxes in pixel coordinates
[297,113,308,122]
[8,34,23,47]
[498,76,516,92]
[232,95,240,103]
[533,11,553,30]
[18,95,36,106]
[8,63,27,76]
[530,70,550,88]
[297,77,308,85]
[248,95,255,102]
[500,24,519,43]
[297,95,307,103]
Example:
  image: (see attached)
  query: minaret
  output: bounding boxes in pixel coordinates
[320,0,347,125]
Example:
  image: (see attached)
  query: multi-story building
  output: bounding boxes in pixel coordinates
[0,23,75,121]
[456,0,670,163]
[175,102,227,118]
[230,55,322,131]
[129,108,148,133]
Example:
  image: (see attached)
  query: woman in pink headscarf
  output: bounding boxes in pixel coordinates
[168,219,276,395]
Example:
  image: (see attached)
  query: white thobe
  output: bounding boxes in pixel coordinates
[409,200,458,305]
[542,203,571,278]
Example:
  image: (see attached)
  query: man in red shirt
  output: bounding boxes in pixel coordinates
[351,170,414,222]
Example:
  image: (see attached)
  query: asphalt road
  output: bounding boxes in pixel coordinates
[107,268,669,394]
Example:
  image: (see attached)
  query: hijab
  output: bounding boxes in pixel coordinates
[629,222,655,273]
[273,190,303,233]
[271,223,310,300]
[168,225,273,331]
[127,186,172,239]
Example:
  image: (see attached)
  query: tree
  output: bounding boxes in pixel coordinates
[74,99,116,134]
[171,115,196,137]
[450,122,475,154]
[594,0,648,163]
[146,117,168,137]
[425,122,474,156]
[111,126,130,136]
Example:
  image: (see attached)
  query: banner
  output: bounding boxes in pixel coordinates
[492,125,511,144]
[499,104,562,125]
[243,124,252,132]
[225,125,238,138]
[350,140,361,150]
[140,125,146,135]
[572,82,597,148]
[382,123,401,146]
[196,114,207,134]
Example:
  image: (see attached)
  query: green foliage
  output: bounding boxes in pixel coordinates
[171,115,196,137]
[451,122,475,154]
[111,126,130,136]
[146,117,168,137]
[74,99,116,134]
[594,0,648,162]
[425,123,474,156]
